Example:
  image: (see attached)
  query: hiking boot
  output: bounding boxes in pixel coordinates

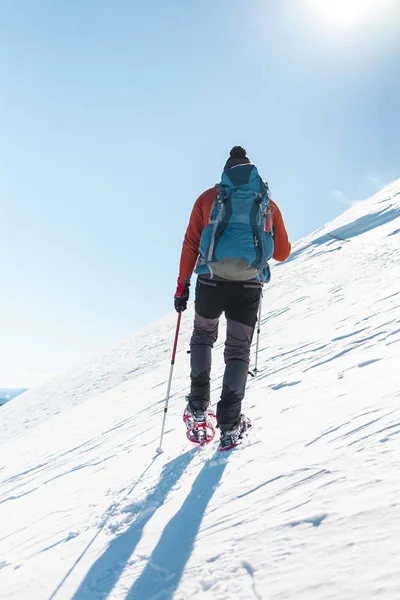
[183,399,216,445]
[218,414,252,451]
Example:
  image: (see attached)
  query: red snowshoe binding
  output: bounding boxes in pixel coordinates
[183,403,216,446]
[218,414,252,452]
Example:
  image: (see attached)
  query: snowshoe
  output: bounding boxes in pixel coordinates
[217,414,252,452]
[183,403,216,446]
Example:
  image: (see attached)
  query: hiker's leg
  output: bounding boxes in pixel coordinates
[189,279,223,411]
[217,284,261,430]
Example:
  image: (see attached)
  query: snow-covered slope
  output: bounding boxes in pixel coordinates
[1,180,399,600]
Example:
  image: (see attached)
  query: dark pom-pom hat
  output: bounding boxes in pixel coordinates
[224,146,251,170]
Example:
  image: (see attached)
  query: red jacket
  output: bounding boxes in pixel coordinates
[178,187,291,284]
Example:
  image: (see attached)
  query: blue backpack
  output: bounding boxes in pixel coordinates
[195,164,274,282]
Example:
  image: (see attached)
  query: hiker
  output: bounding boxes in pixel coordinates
[174,146,291,449]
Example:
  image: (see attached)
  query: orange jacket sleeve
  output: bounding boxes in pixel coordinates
[269,200,291,262]
[178,193,206,284]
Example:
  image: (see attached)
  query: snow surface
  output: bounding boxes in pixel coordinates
[0,389,27,407]
[1,180,399,600]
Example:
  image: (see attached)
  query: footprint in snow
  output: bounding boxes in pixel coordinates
[271,381,301,390]
[358,358,381,368]
[284,513,328,528]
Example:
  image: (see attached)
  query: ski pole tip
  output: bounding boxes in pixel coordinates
[156,447,164,455]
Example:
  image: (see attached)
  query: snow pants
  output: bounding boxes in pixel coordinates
[189,277,262,431]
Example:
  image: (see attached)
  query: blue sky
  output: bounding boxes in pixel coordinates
[1,0,399,388]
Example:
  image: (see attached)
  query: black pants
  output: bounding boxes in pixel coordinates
[189,277,262,431]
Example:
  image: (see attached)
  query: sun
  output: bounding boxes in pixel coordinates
[305,0,395,27]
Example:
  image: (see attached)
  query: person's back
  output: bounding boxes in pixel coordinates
[174,146,291,450]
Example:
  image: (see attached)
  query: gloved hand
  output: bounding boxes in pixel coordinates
[174,282,190,312]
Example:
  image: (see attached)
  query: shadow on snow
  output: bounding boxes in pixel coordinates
[125,454,227,600]
[71,451,195,600]
[72,451,226,600]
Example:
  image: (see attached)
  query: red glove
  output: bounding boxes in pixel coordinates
[174,283,190,312]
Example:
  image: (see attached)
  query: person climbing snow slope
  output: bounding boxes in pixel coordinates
[174,146,291,450]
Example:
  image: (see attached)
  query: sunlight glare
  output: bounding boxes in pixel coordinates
[305,0,396,28]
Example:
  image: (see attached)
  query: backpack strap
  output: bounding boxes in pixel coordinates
[262,183,274,237]
[206,185,228,264]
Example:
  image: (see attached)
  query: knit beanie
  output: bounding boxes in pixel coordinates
[224,146,251,170]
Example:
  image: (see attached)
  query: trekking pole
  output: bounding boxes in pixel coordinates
[156,311,182,454]
[253,293,263,375]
